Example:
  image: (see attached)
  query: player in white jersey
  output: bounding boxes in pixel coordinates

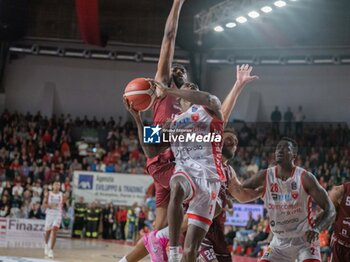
[235,137,336,262]
[43,181,68,259]
[155,81,224,262]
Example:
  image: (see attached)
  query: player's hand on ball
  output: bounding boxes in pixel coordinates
[236,64,259,86]
[123,97,140,119]
[149,79,167,98]
[305,229,319,243]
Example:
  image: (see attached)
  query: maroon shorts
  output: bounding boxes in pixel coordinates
[331,240,350,262]
[198,214,231,262]
[146,148,175,208]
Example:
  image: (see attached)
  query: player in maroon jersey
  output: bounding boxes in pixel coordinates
[329,182,350,262]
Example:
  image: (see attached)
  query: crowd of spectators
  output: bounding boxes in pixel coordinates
[0,110,348,260]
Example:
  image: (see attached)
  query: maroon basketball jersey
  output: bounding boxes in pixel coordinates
[152,82,180,125]
[333,182,350,246]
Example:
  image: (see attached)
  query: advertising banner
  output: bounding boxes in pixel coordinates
[73,171,153,206]
[225,203,264,227]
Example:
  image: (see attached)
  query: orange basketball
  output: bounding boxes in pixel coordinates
[124,78,156,112]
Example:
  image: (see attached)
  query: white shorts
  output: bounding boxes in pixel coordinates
[45,214,62,231]
[170,170,221,232]
[261,236,321,262]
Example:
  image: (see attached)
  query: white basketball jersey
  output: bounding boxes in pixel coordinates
[170,105,225,181]
[262,166,314,238]
[47,191,63,216]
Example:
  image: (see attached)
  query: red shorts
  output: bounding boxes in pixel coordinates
[198,213,231,262]
[331,240,350,262]
[146,148,175,208]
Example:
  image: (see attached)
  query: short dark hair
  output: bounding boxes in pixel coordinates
[280,137,298,153]
[171,63,187,73]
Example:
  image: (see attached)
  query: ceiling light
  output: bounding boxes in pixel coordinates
[261,6,273,13]
[214,25,224,32]
[236,16,247,23]
[248,11,260,18]
[225,22,237,28]
[274,1,287,7]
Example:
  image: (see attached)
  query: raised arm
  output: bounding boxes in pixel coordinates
[161,85,223,120]
[222,64,259,124]
[227,166,263,203]
[302,172,336,243]
[154,0,185,85]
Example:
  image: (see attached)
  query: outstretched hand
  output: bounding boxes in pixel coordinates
[236,64,259,86]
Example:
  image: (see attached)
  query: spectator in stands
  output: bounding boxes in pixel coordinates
[0,195,10,217]
[118,207,127,240]
[271,106,282,134]
[295,105,305,136]
[28,202,44,219]
[225,225,236,246]
[102,203,115,239]
[245,211,256,230]
[127,208,136,241]
[284,107,294,135]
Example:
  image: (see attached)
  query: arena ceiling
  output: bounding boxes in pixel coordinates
[22,0,350,52]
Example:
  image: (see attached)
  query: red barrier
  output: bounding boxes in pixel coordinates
[75,0,101,46]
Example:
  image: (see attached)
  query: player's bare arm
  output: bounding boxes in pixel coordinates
[329,184,344,209]
[159,84,223,120]
[242,169,266,190]
[303,172,336,243]
[227,166,263,203]
[154,0,185,86]
[123,97,168,158]
[222,64,259,124]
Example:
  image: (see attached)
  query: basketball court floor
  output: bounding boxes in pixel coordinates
[0,237,259,262]
[0,237,149,262]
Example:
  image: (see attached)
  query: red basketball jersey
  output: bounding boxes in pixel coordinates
[333,182,350,246]
[152,82,180,125]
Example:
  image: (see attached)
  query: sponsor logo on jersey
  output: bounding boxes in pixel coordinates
[291,181,297,190]
[271,193,292,202]
[191,113,199,122]
[192,106,199,112]
[291,192,299,199]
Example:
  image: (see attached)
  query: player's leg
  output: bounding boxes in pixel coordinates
[182,224,207,262]
[168,173,194,261]
[181,179,221,262]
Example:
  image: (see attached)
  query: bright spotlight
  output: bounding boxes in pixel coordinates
[261,6,273,13]
[248,11,260,18]
[214,26,224,32]
[274,1,287,7]
[225,22,237,28]
[236,16,247,23]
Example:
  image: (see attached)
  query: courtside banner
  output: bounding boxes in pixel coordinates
[225,203,264,227]
[0,218,45,238]
[73,171,153,206]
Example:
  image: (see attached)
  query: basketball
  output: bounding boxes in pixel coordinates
[124,78,156,112]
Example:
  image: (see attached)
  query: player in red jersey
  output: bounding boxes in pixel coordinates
[328,182,350,262]
[123,64,257,262]
[120,2,187,262]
